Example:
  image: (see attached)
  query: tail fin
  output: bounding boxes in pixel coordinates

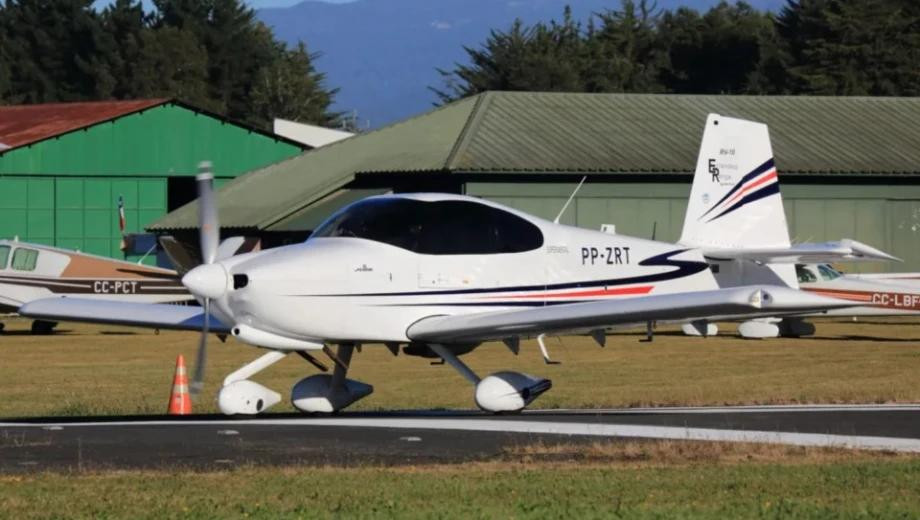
[679,114,790,250]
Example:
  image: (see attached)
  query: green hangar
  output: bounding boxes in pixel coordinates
[0,99,305,263]
[151,92,920,272]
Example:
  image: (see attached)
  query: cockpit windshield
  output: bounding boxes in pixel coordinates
[817,264,842,281]
[312,198,544,255]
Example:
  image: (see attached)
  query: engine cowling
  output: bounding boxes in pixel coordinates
[217,380,281,415]
[474,371,552,413]
[291,374,374,413]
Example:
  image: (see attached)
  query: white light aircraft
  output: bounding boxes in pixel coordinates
[21,120,859,415]
[677,114,898,338]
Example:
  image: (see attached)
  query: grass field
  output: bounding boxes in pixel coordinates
[3,317,920,517]
[2,442,920,518]
[1,316,919,417]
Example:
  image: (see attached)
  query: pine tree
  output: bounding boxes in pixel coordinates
[0,0,114,102]
[586,0,666,93]
[778,0,920,95]
[152,0,279,124]
[657,2,778,94]
[131,26,213,110]
[250,42,340,127]
[433,7,589,102]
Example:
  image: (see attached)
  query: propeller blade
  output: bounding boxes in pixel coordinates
[196,161,219,265]
[191,297,210,396]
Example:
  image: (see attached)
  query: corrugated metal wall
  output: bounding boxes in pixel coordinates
[468,182,920,273]
[0,176,166,260]
[0,103,302,263]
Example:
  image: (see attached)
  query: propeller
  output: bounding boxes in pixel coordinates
[182,161,225,396]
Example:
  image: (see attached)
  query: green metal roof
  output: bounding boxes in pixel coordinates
[149,91,920,232]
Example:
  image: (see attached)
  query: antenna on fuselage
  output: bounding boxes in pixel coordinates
[553,176,588,225]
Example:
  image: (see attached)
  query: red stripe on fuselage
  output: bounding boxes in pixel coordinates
[481,285,654,299]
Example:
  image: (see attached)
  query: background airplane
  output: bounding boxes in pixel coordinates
[0,239,191,334]
[797,263,920,316]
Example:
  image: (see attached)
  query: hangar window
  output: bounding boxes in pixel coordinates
[0,245,9,269]
[795,264,817,283]
[11,247,38,271]
[817,264,842,281]
[312,198,544,255]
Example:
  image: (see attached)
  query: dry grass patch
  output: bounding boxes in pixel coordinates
[503,439,914,468]
[2,316,920,417]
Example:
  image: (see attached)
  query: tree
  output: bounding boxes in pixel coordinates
[99,0,148,100]
[251,42,340,127]
[777,0,920,95]
[433,8,589,102]
[584,0,666,93]
[152,0,280,125]
[131,26,213,110]
[0,0,114,102]
[657,2,779,94]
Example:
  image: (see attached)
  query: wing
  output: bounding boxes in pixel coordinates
[19,298,230,333]
[406,285,854,344]
[703,240,899,264]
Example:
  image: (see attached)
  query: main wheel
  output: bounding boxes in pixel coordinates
[30,320,57,335]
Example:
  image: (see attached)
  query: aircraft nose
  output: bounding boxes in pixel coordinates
[182,263,229,299]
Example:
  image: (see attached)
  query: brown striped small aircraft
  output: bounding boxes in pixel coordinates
[798,264,920,315]
[0,239,191,333]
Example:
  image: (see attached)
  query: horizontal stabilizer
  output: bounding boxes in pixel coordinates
[19,298,230,333]
[406,285,855,344]
[703,239,900,264]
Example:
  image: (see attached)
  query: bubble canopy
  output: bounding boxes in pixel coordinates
[311,197,544,255]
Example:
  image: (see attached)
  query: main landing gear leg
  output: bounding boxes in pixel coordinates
[291,343,373,413]
[428,343,551,413]
[217,350,288,415]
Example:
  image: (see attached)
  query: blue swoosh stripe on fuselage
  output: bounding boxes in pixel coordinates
[699,158,775,220]
[293,249,709,298]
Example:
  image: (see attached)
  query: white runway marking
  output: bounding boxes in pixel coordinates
[533,404,920,414]
[2,403,920,453]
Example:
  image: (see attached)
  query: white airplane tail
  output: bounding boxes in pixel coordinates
[679,114,790,250]
[681,114,796,289]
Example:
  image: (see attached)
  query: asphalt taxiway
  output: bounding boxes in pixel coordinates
[1,404,919,472]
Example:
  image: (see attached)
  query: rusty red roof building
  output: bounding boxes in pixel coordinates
[0,99,167,150]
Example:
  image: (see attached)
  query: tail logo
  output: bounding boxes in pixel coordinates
[708,159,720,182]
[699,158,778,223]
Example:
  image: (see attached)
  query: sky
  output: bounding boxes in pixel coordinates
[96,0,743,11]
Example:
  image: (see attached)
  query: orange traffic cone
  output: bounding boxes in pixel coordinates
[167,355,192,415]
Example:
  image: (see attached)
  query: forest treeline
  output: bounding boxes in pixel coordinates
[435,0,920,102]
[1,0,917,130]
[0,0,339,129]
